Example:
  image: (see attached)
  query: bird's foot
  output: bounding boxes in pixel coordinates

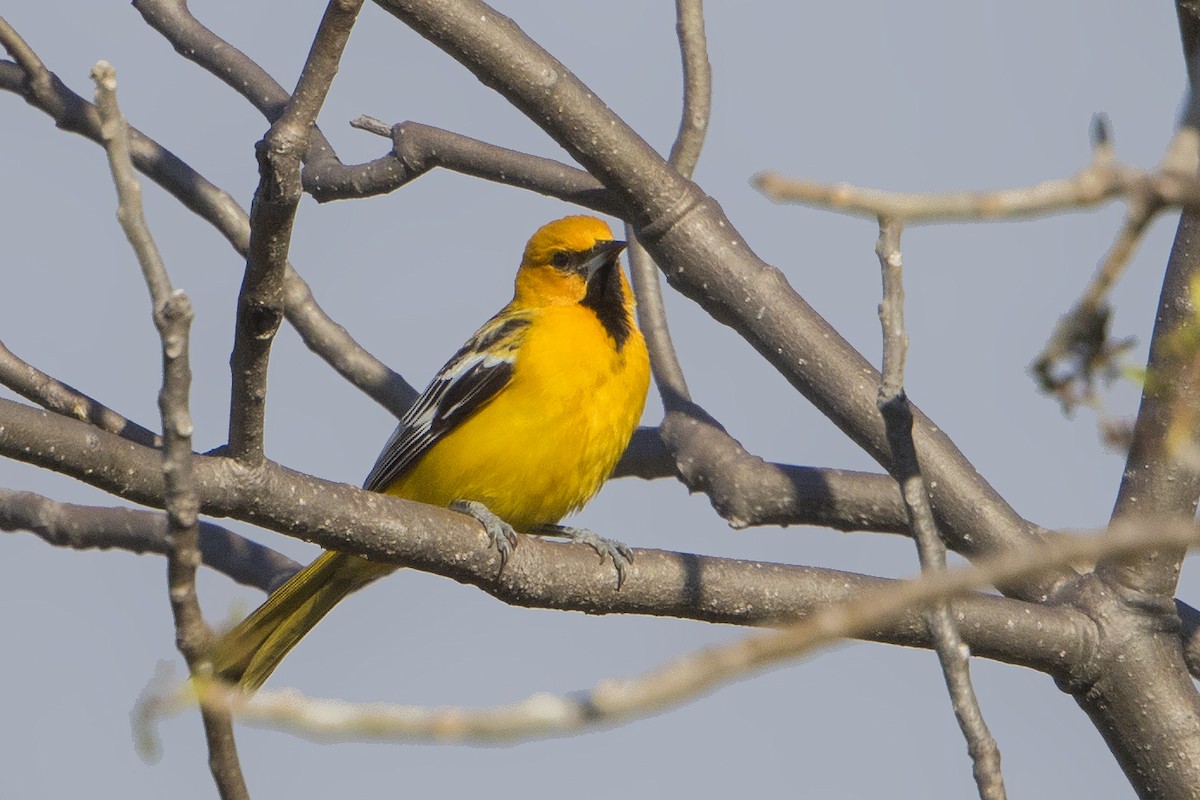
[451,500,518,569]
[534,524,633,589]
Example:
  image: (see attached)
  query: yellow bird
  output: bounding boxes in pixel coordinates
[212,215,651,690]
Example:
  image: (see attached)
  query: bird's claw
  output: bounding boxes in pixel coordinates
[450,505,632,586]
[536,524,633,589]
[452,500,518,569]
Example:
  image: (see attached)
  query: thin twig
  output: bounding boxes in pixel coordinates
[228,0,365,462]
[752,124,1200,222]
[342,116,621,210]
[620,2,842,550]
[0,14,53,105]
[92,61,249,800]
[875,218,1005,800]
[627,232,688,400]
[139,517,1199,747]
[1080,204,1161,313]
[625,0,709,403]
[614,424,914,532]
[1030,125,1198,408]
[666,0,711,179]
[623,0,805,543]
[757,123,1198,400]
[0,487,300,592]
[365,114,613,207]
[349,114,391,137]
[0,339,160,448]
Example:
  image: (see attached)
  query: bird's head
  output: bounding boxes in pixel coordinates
[514,215,628,307]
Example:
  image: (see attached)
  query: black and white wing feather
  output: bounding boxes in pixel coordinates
[362,312,531,492]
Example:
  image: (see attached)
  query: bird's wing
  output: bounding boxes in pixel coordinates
[362,310,532,492]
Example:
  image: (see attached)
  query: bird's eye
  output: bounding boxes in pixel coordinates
[550,250,572,269]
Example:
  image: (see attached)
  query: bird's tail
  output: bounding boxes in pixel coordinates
[211,551,393,691]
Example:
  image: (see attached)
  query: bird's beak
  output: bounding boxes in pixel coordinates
[582,239,627,282]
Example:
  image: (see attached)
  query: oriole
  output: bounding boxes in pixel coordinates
[212,215,651,690]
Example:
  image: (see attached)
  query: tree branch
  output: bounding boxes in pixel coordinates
[91,60,248,800]
[0,14,52,105]
[1,488,299,592]
[752,125,1200,224]
[1101,204,1200,594]
[622,0,862,545]
[1103,26,1200,600]
[875,218,1004,800]
[0,395,1086,675]
[625,0,708,402]
[229,0,365,463]
[340,115,619,209]
[0,339,160,448]
[1044,7,1200,797]
[150,518,1197,748]
[1031,122,1195,410]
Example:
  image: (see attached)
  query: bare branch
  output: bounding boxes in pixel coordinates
[146,518,1195,747]
[1038,10,1200,796]
[0,395,1086,674]
[625,0,709,402]
[1081,133,1195,314]
[628,239,689,399]
[1103,26,1200,598]
[615,424,915,534]
[613,427,915,535]
[654,404,917,531]
[0,339,160,448]
[228,0,365,463]
[875,218,1004,800]
[0,488,299,592]
[92,61,248,800]
[1031,126,1196,409]
[752,128,1200,223]
[334,116,620,209]
[92,65,170,300]
[666,0,711,179]
[0,14,52,105]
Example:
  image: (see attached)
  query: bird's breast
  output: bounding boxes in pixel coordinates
[385,305,649,529]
